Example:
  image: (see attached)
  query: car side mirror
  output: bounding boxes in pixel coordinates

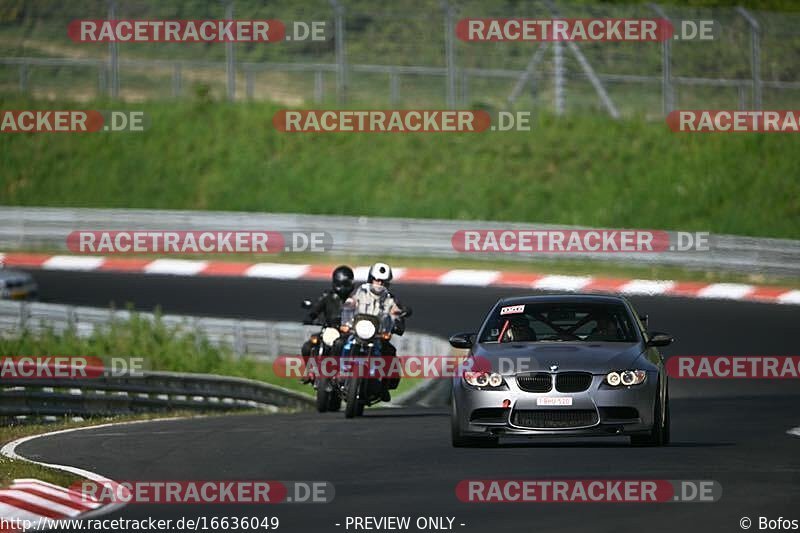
[647,332,673,347]
[449,332,475,349]
[301,299,313,309]
[639,314,649,328]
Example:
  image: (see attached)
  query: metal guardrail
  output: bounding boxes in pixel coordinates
[0,299,451,418]
[0,300,450,362]
[1,207,798,276]
[0,370,314,419]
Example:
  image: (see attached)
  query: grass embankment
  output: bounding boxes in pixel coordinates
[0,311,308,393]
[1,98,798,239]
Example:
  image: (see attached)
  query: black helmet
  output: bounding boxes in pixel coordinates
[332,265,354,298]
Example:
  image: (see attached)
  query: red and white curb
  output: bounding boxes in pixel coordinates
[2,252,799,306]
[0,478,101,530]
[0,424,137,531]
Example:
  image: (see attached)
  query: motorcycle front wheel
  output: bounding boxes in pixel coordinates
[345,377,361,418]
[315,378,331,413]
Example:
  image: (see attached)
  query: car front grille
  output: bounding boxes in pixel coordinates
[599,407,640,420]
[511,409,599,429]
[516,373,552,393]
[469,408,510,424]
[555,372,593,393]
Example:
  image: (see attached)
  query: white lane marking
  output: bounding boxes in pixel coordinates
[619,279,676,295]
[438,270,500,286]
[787,426,800,438]
[352,266,370,282]
[697,283,754,300]
[43,255,105,271]
[777,290,800,305]
[383,267,406,280]
[244,263,310,279]
[1,417,183,520]
[534,275,592,292]
[143,259,208,276]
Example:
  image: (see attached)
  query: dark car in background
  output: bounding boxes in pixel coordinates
[0,258,38,300]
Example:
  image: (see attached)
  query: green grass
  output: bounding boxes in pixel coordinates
[1,98,798,239]
[0,310,313,394]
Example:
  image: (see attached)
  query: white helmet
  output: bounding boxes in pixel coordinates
[368,262,393,285]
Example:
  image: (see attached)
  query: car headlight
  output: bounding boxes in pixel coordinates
[463,371,506,390]
[606,370,647,387]
[354,319,376,340]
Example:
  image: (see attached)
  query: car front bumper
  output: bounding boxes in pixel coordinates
[452,372,659,438]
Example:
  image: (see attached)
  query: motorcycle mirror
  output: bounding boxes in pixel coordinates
[301,299,313,309]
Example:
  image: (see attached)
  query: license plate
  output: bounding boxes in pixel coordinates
[537,397,573,406]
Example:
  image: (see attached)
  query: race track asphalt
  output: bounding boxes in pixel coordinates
[12,268,800,533]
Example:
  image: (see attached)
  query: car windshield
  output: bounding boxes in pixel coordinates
[479,302,639,343]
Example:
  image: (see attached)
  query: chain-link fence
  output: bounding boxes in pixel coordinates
[1,0,799,116]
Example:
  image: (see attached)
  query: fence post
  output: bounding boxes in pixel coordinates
[443,1,457,109]
[172,63,182,97]
[245,68,254,100]
[461,69,469,106]
[107,0,119,98]
[737,6,761,110]
[314,70,324,103]
[650,4,673,115]
[389,68,399,106]
[98,65,107,96]
[18,63,28,94]
[330,0,347,105]
[553,41,565,115]
[225,0,236,102]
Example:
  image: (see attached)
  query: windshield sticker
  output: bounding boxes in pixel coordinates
[500,304,525,315]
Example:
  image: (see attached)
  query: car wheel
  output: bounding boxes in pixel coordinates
[450,396,498,448]
[631,383,668,447]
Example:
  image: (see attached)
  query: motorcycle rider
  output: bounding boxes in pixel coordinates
[336,262,409,400]
[301,265,355,380]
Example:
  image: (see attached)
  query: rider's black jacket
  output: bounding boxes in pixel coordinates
[304,290,347,327]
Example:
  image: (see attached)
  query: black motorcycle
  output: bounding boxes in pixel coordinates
[336,306,410,418]
[301,299,343,413]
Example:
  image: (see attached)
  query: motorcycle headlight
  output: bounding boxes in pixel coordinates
[606,370,646,387]
[463,371,506,390]
[321,327,340,346]
[354,319,376,340]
